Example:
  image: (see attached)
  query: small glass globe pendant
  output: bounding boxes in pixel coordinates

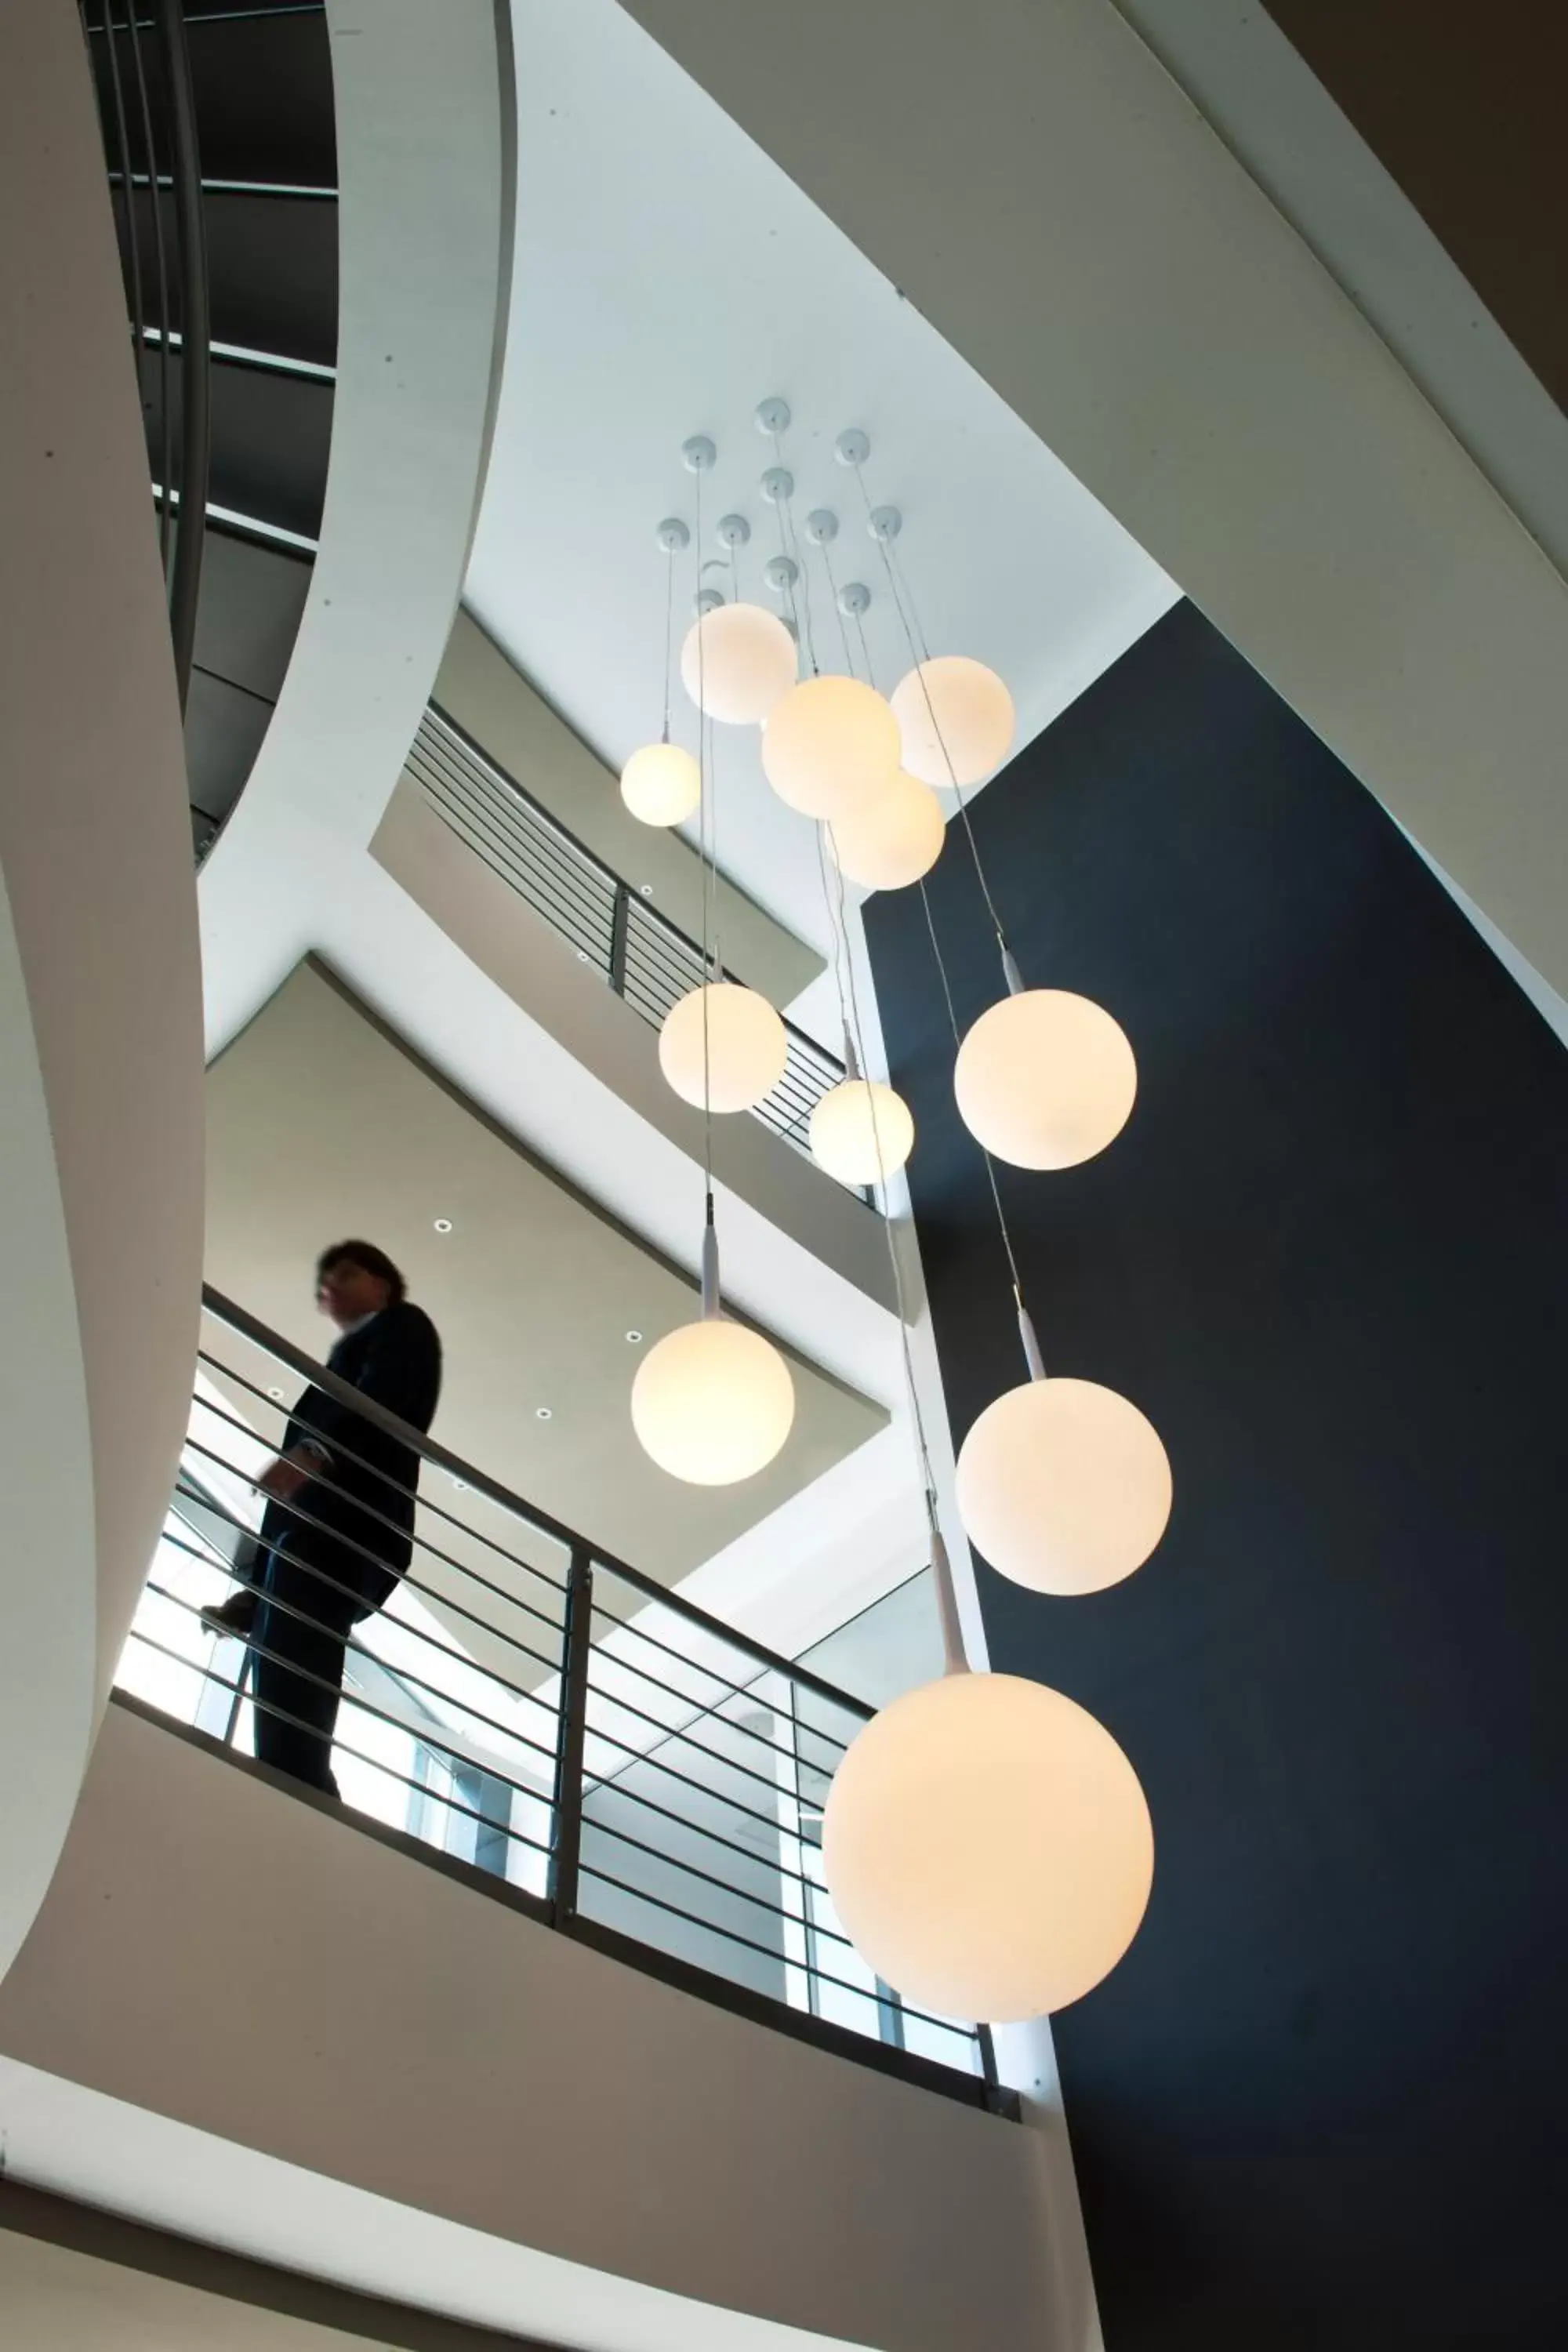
[956,1374,1172,1594]
[891,656,1014,788]
[762,675,902,820]
[680,602,797,725]
[955,986,1136,1169]
[659,982,787,1113]
[826,770,945,891]
[823,1670,1154,2019]
[620,741,700,826]
[809,1078,914,1187]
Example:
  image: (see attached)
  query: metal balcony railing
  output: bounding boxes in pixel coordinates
[405,706,867,1193]
[114,1287,1001,2109]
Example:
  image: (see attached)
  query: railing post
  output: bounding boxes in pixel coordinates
[608,882,630,996]
[550,1545,594,1926]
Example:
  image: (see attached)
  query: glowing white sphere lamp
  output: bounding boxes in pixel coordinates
[659,982,787,1114]
[891,656,1014,789]
[631,1206,794,1486]
[823,1665,1153,2019]
[826,769,945,892]
[680,602,797,725]
[957,1371,1172,1595]
[809,1077,914,1187]
[762,675,901,820]
[955,978,1136,1170]
[620,741,700,827]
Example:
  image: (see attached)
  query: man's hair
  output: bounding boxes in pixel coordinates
[316,1240,407,1304]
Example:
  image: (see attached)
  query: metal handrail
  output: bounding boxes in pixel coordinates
[114,1285,1004,2100]
[411,705,869,1192]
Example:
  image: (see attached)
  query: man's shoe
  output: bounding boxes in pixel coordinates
[200,1588,258,1641]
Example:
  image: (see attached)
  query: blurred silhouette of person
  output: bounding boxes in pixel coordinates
[203,1240,441,1795]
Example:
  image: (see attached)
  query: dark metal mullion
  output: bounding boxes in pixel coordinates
[154,0,209,710]
[121,5,173,573]
[549,1548,593,1922]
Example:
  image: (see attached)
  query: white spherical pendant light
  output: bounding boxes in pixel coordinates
[891,656,1014,789]
[809,1078,914,1187]
[826,770,945,891]
[823,1671,1153,2019]
[956,1375,1171,1595]
[954,988,1136,1169]
[680,602,797,725]
[659,982,787,1114]
[762,675,901,820]
[620,742,700,827]
[631,1316,795,1485]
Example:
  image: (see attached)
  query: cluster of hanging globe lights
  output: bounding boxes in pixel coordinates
[618,409,1171,2024]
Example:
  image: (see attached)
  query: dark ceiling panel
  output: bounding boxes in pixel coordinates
[1264,0,1568,413]
[140,350,332,540]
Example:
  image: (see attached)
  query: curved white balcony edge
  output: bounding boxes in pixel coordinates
[199,0,517,1057]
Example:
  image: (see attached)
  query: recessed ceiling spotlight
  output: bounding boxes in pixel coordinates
[576,949,591,963]
[535,1406,554,1421]
[267,1385,285,1400]
[452,1476,467,1492]
[639,884,654,898]
[433,1218,453,1234]
[625,1329,644,1345]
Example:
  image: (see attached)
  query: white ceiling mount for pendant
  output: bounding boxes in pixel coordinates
[693,586,724,617]
[804,508,839,546]
[655,517,690,554]
[835,426,871,469]
[682,434,717,474]
[838,580,872,617]
[760,466,794,506]
[867,504,902,544]
[755,396,792,437]
[764,554,800,595]
[716,513,751,549]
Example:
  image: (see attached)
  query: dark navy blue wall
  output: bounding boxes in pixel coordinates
[866,602,1568,2350]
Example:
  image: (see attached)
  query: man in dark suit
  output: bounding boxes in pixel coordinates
[202,1240,442,1795]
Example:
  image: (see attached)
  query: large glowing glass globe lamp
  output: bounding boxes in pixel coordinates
[955,988,1136,1170]
[826,770,945,891]
[659,982,787,1113]
[620,742,700,827]
[823,1670,1154,2019]
[761,676,902,820]
[632,1316,795,1486]
[809,1078,914,1187]
[680,603,797,725]
[956,1374,1172,1594]
[891,656,1014,789]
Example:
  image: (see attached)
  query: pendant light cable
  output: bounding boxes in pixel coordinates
[692,460,716,1252]
[660,542,675,746]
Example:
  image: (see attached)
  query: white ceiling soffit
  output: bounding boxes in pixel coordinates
[610,0,1568,1006]
[204,963,885,1593]
[464,0,1177,987]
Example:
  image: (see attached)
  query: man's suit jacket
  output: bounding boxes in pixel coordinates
[262,1301,443,1618]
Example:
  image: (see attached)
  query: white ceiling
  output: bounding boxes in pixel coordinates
[466,0,1176,1004]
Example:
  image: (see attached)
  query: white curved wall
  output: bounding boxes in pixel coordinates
[0,0,205,1971]
[198,0,516,1056]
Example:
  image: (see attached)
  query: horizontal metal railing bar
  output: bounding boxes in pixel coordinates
[409,733,617,924]
[122,1623,555,1862]
[578,1860,976,2038]
[583,1798,860,1949]
[577,1753,835,1901]
[583,1598,851,1760]
[578,1707,815,1845]
[187,1374,570,1631]
[172,1449,567,1693]
[414,721,619,925]
[144,1566,561,1785]
[583,1809,862,1956]
[198,1348,572,1610]
[585,1602,851,1776]
[581,1655,827,1810]
[425,702,842,1081]
[107,169,339,200]
[201,1287,877,1722]
[411,763,617,948]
